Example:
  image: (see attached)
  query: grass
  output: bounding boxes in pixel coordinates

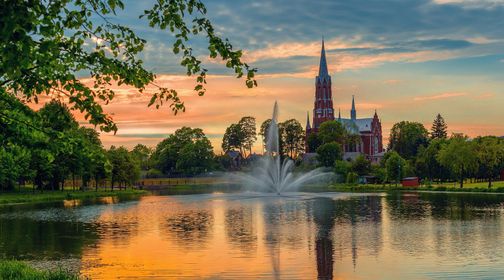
[311,181,504,194]
[0,260,79,280]
[0,189,148,205]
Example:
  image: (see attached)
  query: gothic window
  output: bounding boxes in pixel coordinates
[374,136,379,154]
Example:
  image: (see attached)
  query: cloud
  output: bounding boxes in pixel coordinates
[414,92,468,101]
[431,0,504,9]
[383,80,401,85]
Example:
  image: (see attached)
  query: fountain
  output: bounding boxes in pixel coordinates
[234,102,328,194]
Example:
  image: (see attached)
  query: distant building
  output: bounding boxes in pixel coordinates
[306,40,384,162]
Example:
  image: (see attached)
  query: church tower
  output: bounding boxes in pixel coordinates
[312,39,335,129]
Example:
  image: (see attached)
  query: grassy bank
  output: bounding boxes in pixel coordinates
[0,189,148,205]
[0,260,79,280]
[310,182,504,194]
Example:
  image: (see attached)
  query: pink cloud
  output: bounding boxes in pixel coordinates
[413,92,468,101]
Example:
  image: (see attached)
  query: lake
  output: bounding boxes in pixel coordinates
[1,191,504,279]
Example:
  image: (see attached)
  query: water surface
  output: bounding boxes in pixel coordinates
[1,191,504,279]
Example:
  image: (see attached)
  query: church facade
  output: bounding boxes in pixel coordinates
[306,40,384,162]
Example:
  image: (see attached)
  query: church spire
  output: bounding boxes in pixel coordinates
[306,111,311,130]
[318,38,329,78]
[338,108,341,121]
[351,95,356,120]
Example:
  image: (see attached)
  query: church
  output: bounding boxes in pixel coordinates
[305,40,384,163]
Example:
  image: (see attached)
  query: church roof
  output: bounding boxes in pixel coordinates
[339,118,373,133]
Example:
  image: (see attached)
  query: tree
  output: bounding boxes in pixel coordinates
[222,123,245,155]
[0,145,31,190]
[415,138,449,183]
[280,119,305,158]
[176,138,215,176]
[351,155,371,176]
[431,114,448,140]
[385,151,407,186]
[131,144,153,171]
[152,127,206,175]
[316,142,342,167]
[107,146,140,189]
[152,126,214,176]
[334,160,351,182]
[221,117,256,158]
[388,121,429,160]
[473,136,504,188]
[38,100,81,190]
[238,116,257,157]
[1,0,257,132]
[318,121,347,144]
[306,133,322,153]
[259,119,272,151]
[437,135,478,188]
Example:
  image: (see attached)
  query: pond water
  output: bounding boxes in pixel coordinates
[1,191,504,279]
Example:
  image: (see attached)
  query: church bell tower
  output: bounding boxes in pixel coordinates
[312,39,335,129]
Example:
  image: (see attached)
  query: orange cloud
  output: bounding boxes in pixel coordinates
[413,92,468,101]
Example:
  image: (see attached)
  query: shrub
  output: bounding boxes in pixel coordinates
[346,172,359,186]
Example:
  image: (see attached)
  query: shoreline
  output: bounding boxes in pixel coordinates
[0,189,148,206]
[1,182,504,207]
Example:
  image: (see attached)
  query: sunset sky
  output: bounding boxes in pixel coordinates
[66,0,504,152]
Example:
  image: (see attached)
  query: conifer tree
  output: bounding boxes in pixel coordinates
[431,114,448,139]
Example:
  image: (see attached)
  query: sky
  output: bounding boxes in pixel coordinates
[63,0,504,152]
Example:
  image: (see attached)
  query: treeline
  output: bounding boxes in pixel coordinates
[0,94,141,191]
[320,114,504,188]
[0,94,219,191]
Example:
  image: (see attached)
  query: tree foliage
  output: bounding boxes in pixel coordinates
[351,155,371,176]
[259,119,272,151]
[280,119,305,159]
[385,151,407,186]
[318,121,347,144]
[107,146,140,189]
[415,138,449,182]
[388,121,429,160]
[0,0,257,132]
[316,142,342,167]
[0,93,111,190]
[473,136,504,188]
[306,132,322,153]
[431,113,448,140]
[153,126,214,176]
[437,135,478,188]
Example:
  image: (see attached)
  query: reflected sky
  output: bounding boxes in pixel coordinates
[1,192,504,279]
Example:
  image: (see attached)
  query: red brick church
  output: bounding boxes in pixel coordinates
[306,40,384,162]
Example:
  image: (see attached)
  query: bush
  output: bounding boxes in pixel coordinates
[346,172,359,186]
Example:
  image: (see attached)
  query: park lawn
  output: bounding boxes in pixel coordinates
[0,189,148,205]
[0,260,79,280]
[323,181,504,193]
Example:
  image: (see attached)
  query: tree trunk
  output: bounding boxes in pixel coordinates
[488,177,492,189]
[459,174,463,188]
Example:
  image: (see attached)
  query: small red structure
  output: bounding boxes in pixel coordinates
[401,177,419,187]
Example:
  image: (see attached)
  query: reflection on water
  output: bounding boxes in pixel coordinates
[1,192,504,279]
